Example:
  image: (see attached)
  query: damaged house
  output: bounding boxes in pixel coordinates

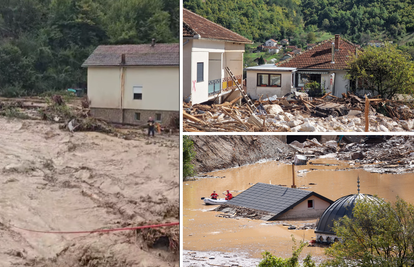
[277,34,359,97]
[82,42,179,125]
[224,183,333,220]
[183,8,252,105]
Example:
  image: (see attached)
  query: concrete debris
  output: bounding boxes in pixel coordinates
[183,250,261,267]
[183,93,414,132]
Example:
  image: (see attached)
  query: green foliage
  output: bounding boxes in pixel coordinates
[307,32,316,43]
[183,136,196,179]
[346,44,414,99]
[301,0,414,42]
[259,236,316,267]
[258,55,265,65]
[305,81,325,97]
[0,107,30,119]
[323,197,414,267]
[184,0,304,42]
[0,0,178,97]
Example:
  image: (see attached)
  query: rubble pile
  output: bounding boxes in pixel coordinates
[183,93,414,132]
[214,204,270,220]
[338,136,414,172]
[136,222,179,254]
[289,138,339,155]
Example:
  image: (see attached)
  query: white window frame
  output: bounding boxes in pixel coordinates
[133,85,143,100]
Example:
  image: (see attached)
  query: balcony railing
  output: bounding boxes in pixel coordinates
[208,79,221,96]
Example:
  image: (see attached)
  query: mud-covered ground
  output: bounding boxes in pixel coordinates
[0,117,179,267]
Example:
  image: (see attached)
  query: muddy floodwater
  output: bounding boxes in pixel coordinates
[183,159,414,261]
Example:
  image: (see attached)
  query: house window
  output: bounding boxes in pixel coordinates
[297,73,321,87]
[133,85,142,100]
[135,113,140,121]
[197,62,204,82]
[308,200,314,209]
[257,73,281,87]
[155,113,162,121]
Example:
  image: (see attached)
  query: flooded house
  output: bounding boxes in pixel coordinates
[82,42,179,125]
[225,183,333,220]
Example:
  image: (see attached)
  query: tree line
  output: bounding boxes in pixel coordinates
[0,0,178,97]
[184,0,414,46]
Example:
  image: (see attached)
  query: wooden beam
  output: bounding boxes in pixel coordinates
[183,110,207,125]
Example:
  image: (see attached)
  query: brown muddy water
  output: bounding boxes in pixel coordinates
[183,159,414,261]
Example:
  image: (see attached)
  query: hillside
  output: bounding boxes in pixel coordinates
[0,0,179,97]
[189,136,295,173]
[184,0,414,50]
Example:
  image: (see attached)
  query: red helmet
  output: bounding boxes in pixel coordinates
[227,190,229,192]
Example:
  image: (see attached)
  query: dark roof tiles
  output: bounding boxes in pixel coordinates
[82,43,179,67]
[227,183,333,220]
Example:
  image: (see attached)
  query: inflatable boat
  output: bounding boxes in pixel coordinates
[202,198,228,205]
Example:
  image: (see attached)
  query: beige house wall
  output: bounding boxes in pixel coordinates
[88,66,178,111]
[277,195,331,220]
[87,67,121,108]
[87,66,178,125]
[122,66,179,111]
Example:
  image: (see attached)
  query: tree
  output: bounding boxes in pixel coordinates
[259,236,316,267]
[258,55,265,65]
[346,44,414,99]
[321,18,330,30]
[323,197,414,267]
[307,32,316,43]
[183,136,196,179]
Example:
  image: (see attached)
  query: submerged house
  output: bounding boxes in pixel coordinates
[276,34,359,97]
[183,8,252,105]
[82,42,179,125]
[227,183,333,220]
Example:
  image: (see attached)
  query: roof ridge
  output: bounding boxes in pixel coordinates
[276,36,359,67]
[276,37,333,66]
[183,8,250,43]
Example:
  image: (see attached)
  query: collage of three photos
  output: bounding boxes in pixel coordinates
[0,0,414,266]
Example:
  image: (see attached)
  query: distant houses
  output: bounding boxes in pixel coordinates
[367,40,383,47]
[264,39,278,47]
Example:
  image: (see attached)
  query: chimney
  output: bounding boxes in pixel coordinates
[331,42,335,64]
[335,34,340,51]
[121,53,125,65]
[151,38,155,47]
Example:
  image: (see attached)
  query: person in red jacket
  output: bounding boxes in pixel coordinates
[225,190,233,200]
[210,191,218,200]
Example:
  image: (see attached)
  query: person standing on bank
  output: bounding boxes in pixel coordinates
[147,117,155,137]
